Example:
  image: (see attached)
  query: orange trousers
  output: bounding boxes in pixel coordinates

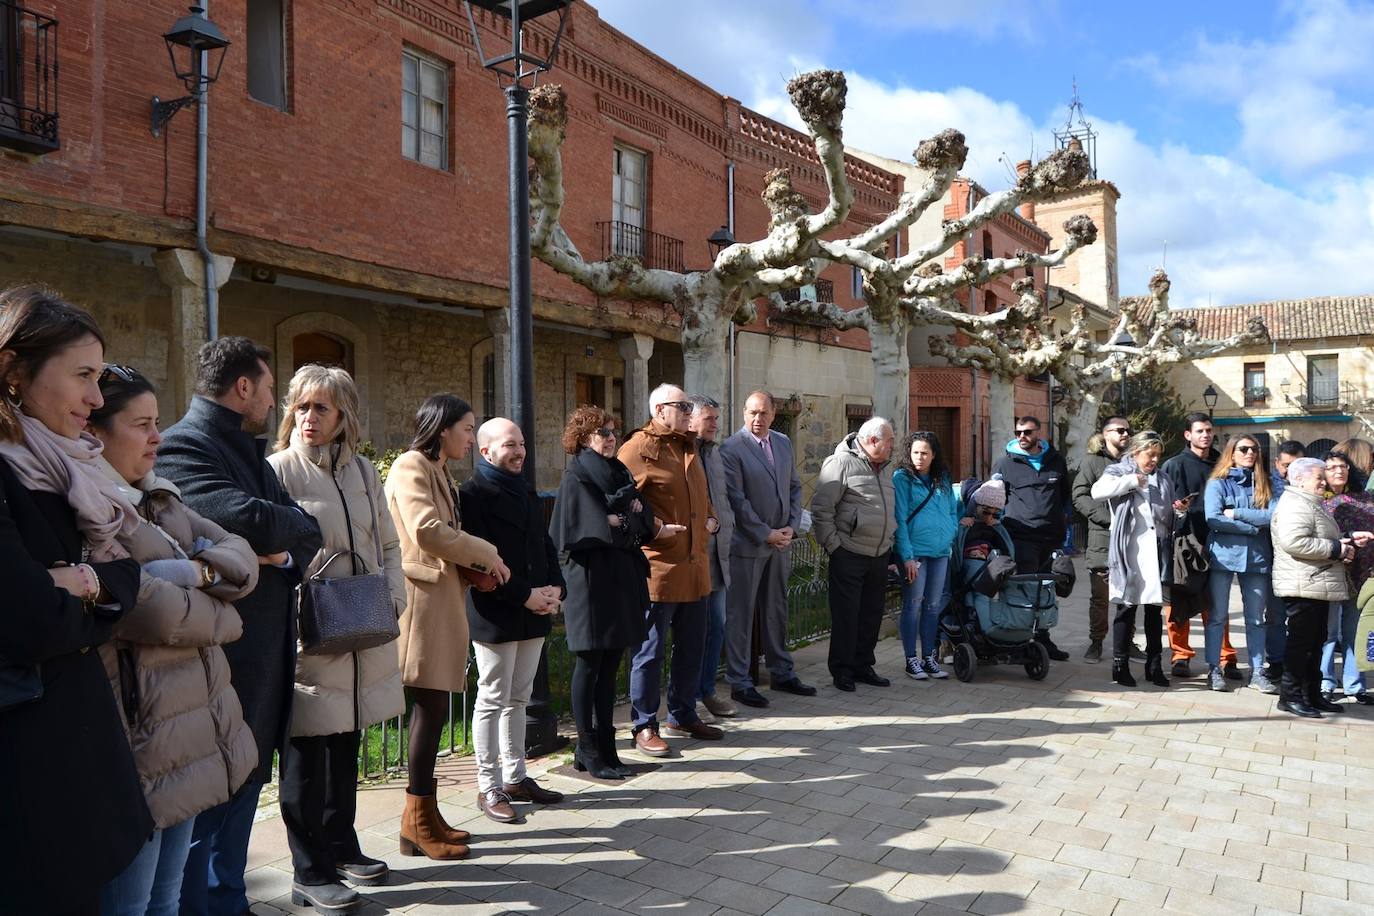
[1166,608,1237,665]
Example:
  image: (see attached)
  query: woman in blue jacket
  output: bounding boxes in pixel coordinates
[893,431,960,680]
[1203,434,1276,693]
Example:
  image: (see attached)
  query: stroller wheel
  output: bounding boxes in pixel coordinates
[1025,640,1050,681]
[953,643,977,682]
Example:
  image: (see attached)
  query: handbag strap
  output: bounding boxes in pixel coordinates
[906,482,938,525]
[329,451,361,576]
[355,455,385,570]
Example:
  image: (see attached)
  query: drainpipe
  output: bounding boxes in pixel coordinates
[726,159,737,418]
[965,181,980,476]
[196,32,219,339]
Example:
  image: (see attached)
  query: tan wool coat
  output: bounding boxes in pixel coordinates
[617,419,717,603]
[96,460,259,829]
[384,449,501,693]
[269,439,406,735]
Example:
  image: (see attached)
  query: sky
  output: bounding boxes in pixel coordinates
[590,0,1374,309]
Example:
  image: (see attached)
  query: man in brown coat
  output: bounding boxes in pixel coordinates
[618,383,723,756]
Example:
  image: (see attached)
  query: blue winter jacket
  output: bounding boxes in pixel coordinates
[1204,467,1274,574]
[893,469,960,560]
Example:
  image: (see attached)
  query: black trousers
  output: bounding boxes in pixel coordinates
[1282,596,1327,699]
[827,548,888,677]
[279,730,363,886]
[572,648,623,736]
[1012,538,1056,574]
[1113,604,1162,660]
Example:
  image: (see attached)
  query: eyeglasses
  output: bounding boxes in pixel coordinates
[977,506,1002,516]
[99,363,140,384]
[593,427,617,439]
[1014,429,1038,437]
[1327,463,1349,473]
[1105,426,1131,435]
[660,400,693,412]
[1235,445,1257,454]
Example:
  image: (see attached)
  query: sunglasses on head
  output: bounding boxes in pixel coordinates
[99,364,141,384]
[594,426,617,439]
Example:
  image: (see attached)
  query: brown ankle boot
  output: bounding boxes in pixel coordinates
[430,797,472,844]
[400,791,470,860]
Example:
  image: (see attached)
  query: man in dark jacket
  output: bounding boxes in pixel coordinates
[1071,416,1131,661]
[1161,412,1238,681]
[156,337,322,916]
[992,415,1071,660]
[460,418,566,823]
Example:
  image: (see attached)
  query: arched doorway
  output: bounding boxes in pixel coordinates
[292,331,353,374]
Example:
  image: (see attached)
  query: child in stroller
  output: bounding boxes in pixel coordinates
[940,478,1062,681]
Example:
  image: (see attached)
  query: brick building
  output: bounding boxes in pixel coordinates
[0,0,900,488]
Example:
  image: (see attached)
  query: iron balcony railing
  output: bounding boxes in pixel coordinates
[777,278,835,305]
[1287,380,1355,411]
[0,1,59,154]
[597,220,684,273]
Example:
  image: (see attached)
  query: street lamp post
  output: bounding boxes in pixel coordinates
[1203,384,1219,418]
[465,0,572,758]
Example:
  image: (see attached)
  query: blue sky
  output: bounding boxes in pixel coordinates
[591,0,1374,309]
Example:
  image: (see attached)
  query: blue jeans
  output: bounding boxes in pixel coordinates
[898,556,949,659]
[102,817,196,916]
[631,599,706,731]
[698,588,727,701]
[1205,568,1268,671]
[179,780,263,916]
[1320,599,1366,695]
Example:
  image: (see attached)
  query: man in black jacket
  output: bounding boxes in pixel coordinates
[1160,412,1238,687]
[156,338,322,916]
[1071,416,1132,661]
[993,415,1071,660]
[460,418,565,823]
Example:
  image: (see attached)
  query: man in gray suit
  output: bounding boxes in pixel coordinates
[720,390,817,707]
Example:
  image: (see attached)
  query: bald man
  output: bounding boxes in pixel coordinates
[459,418,566,822]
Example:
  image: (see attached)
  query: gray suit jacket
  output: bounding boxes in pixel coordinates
[721,427,802,559]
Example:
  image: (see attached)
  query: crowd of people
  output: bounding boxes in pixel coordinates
[4,282,1372,916]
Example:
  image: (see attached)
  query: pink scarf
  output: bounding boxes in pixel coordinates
[0,412,139,561]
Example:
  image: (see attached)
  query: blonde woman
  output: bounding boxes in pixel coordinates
[268,364,405,913]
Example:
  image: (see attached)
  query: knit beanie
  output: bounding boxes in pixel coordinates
[973,478,1006,509]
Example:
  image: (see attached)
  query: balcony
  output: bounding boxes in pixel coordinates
[597,220,684,273]
[0,2,59,154]
[777,278,834,306]
[1283,380,1357,412]
[1243,385,1269,406]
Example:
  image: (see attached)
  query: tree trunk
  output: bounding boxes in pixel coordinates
[869,316,910,440]
[1062,386,1105,471]
[987,374,1016,457]
[681,306,731,407]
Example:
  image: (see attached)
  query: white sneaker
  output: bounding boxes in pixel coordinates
[905,657,928,680]
[694,701,718,725]
[923,654,949,679]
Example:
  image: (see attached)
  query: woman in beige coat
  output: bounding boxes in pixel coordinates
[88,365,259,916]
[385,393,508,861]
[268,364,406,911]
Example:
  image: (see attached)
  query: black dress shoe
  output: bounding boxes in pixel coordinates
[730,687,770,708]
[1277,697,1321,718]
[1356,693,1374,705]
[770,677,817,697]
[1035,630,1070,661]
[833,675,856,692]
[852,668,890,687]
[1311,693,1343,713]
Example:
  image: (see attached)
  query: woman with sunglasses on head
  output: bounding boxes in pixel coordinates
[87,364,259,916]
[1318,450,1374,706]
[551,406,658,780]
[1202,434,1277,694]
[893,431,959,681]
[0,287,150,916]
[1092,430,1187,688]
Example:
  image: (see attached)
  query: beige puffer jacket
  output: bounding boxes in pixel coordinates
[96,460,259,829]
[810,433,896,558]
[269,438,405,736]
[1271,487,1349,601]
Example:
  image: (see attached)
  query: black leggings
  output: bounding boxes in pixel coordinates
[407,686,451,795]
[571,649,623,736]
[1114,603,1163,660]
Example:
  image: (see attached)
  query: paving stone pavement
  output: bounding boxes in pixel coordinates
[246,560,1374,915]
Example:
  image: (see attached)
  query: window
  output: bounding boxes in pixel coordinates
[981,230,993,259]
[246,0,287,109]
[983,290,997,314]
[402,48,448,169]
[1243,362,1267,406]
[611,145,646,256]
[292,332,351,374]
[575,373,606,409]
[0,2,59,153]
[851,266,863,300]
[845,403,872,436]
[1307,355,1339,407]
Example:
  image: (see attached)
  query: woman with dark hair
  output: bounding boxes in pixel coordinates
[551,405,658,779]
[88,365,259,916]
[892,430,959,680]
[1319,449,1374,705]
[0,286,150,915]
[1203,434,1277,693]
[384,394,509,860]
[1332,437,1374,489]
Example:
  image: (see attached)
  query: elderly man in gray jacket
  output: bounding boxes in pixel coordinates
[689,395,737,722]
[810,417,896,692]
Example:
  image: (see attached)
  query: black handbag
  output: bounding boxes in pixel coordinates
[298,456,400,656]
[0,661,42,711]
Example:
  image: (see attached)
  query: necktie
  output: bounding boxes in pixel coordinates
[761,436,775,466]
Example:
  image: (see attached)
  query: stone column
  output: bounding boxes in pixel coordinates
[484,308,511,420]
[154,248,234,417]
[618,333,654,429]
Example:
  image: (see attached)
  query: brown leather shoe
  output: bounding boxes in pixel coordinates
[477,788,518,823]
[399,791,469,860]
[633,726,670,757]
[502,777,564,805]
[662,720,724,740]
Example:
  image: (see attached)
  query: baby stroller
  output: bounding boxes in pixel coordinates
[940,486,1062,682]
